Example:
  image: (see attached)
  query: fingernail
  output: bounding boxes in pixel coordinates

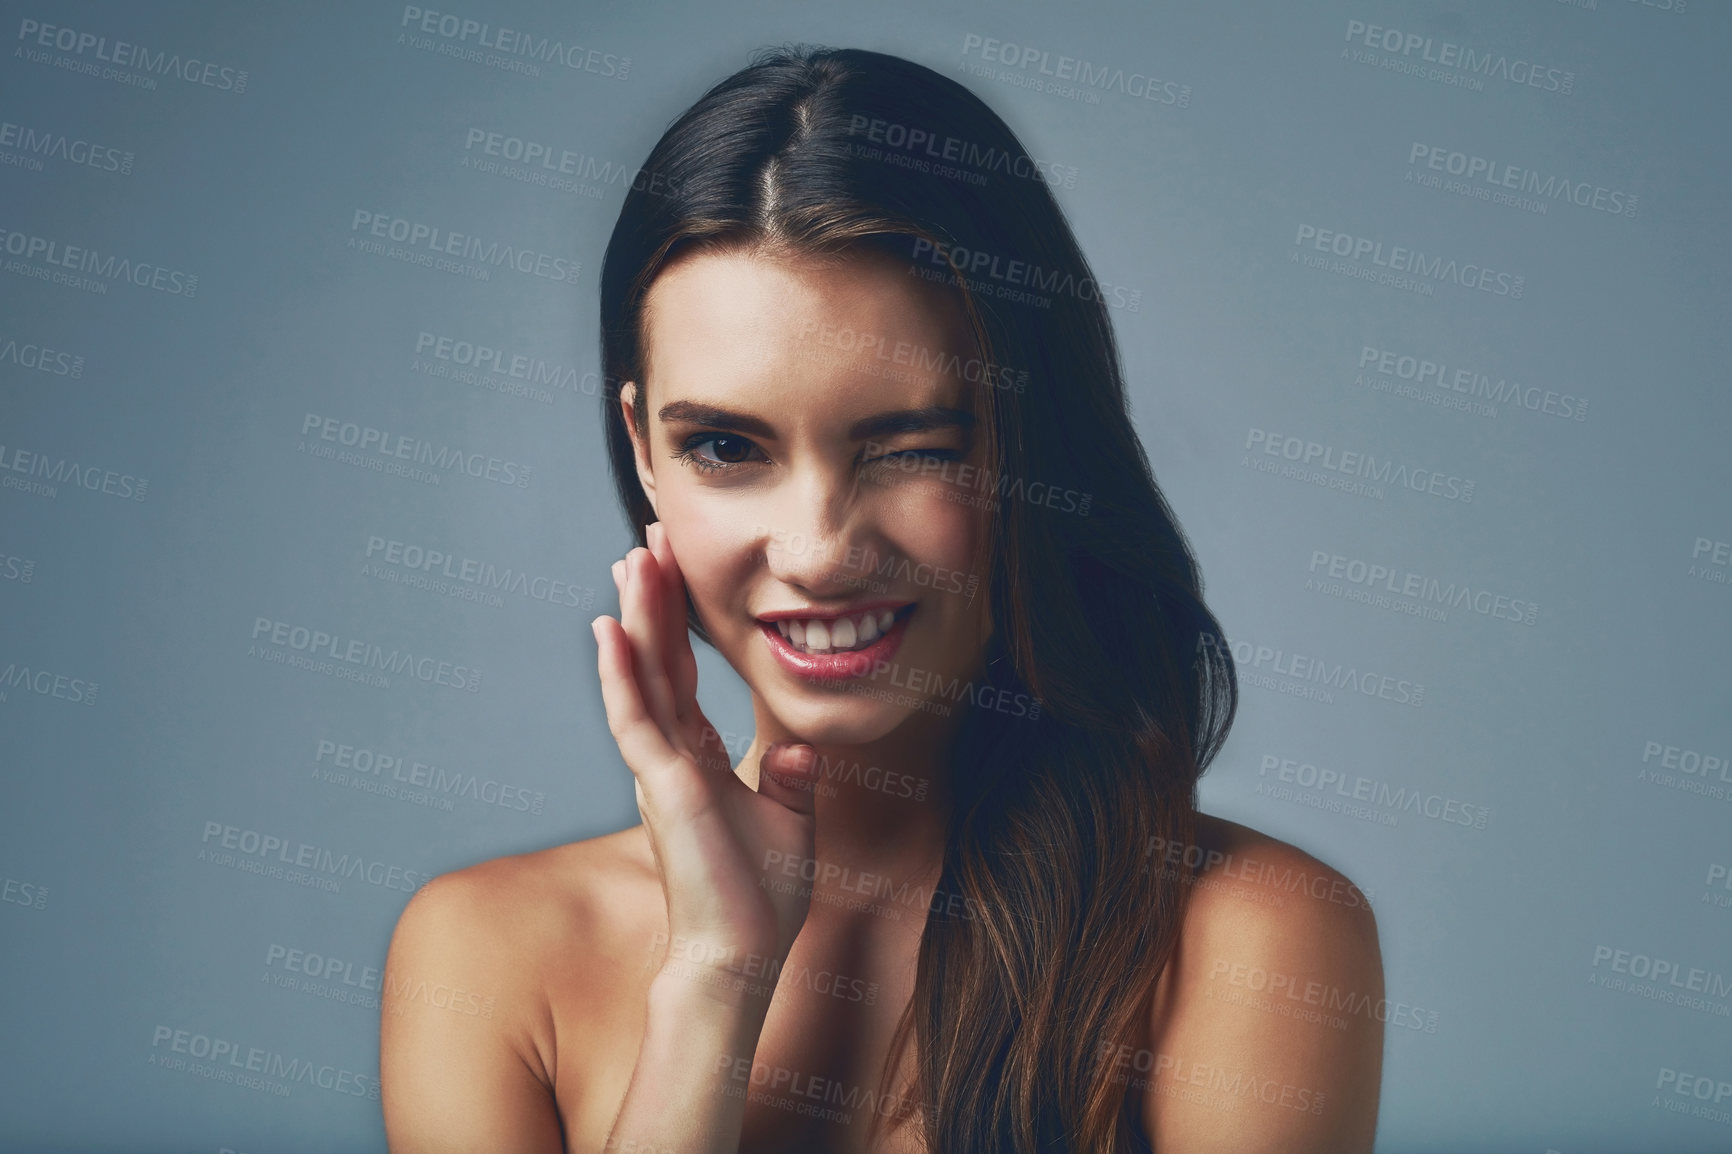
[590,617,604,641]
[793,746,815,772]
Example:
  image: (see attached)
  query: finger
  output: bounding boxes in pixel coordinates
[755,742,820,819]
[592,615,686,788]
[647,522,701,718]
[621,549,680,737]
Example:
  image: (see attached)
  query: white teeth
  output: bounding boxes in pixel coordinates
[775,608,904,655]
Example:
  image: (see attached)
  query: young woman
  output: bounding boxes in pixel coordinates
[381,46,1384,1154]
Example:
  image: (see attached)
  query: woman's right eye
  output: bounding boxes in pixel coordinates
[673,434,765,472]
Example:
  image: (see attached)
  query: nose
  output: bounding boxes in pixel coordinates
[761,463,881,596]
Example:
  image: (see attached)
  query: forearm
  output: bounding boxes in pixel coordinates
[603,970,772,1154]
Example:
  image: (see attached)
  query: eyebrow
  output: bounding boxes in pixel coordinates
[657,401,975,441]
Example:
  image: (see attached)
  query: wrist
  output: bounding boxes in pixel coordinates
[649,958,778,1018]
[655,930,786,985]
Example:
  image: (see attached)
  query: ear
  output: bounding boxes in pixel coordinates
[620,381,659,519]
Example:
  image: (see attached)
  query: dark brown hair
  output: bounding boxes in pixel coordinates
[599,45,1237,1153]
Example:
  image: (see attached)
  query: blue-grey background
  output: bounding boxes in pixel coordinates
[2,1,1727,1151]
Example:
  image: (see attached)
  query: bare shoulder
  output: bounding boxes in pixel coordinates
[1164,813,1380,948]
[390,825,657,960]
[1134,814,1384,1154]
[380,825,659,1153]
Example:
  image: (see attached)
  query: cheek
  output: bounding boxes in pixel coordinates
[879,484,987,626]
[885,477,994,647]
[887,477,982,571]
[656,491,757,628]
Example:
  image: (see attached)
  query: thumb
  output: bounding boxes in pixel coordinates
[756,742,820,818]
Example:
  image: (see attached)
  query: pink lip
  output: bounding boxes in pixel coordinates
[760,605,914,682]
[755,598,913,624]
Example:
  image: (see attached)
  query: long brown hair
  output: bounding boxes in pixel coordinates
[598,46,1237,1153]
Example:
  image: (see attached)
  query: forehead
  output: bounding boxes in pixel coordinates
[640,246,977,419]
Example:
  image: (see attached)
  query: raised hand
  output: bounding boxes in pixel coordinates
[592,521,821,973]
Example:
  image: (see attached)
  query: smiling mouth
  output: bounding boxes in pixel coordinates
[760,604,915,655]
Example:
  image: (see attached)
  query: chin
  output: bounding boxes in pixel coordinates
[759,689,925,748]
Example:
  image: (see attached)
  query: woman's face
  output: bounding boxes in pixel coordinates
[624,245,995,746]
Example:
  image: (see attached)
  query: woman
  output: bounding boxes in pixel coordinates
[381,46,1384,1154]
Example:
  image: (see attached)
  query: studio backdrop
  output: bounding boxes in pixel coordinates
[1,1,1727,1151]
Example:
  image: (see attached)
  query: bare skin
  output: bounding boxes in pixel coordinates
[380,249,1384,1154]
